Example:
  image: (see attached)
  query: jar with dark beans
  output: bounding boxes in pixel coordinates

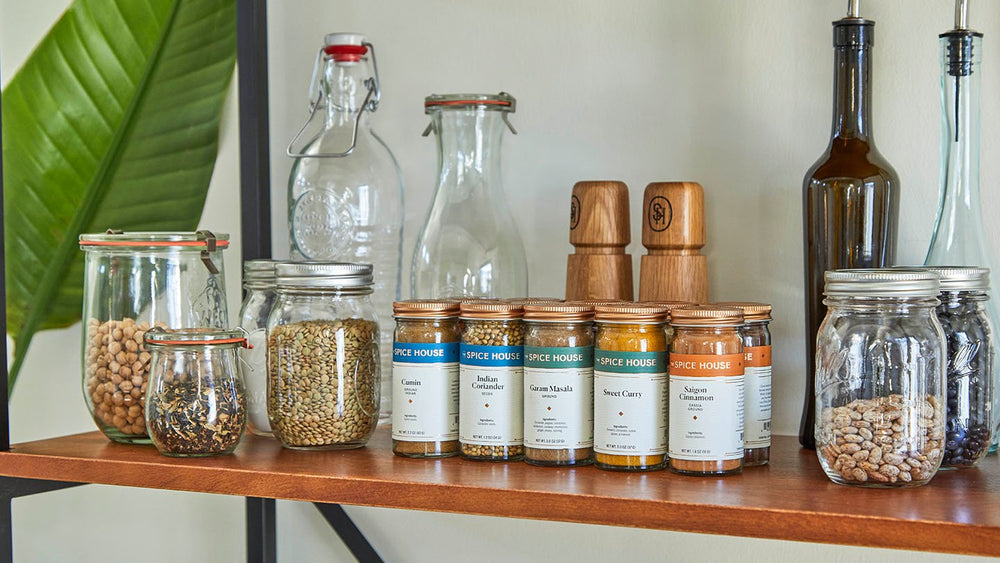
[925,267,994,468]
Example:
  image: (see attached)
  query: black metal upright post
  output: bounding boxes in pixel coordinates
[0,47,11,563]
[237,1,276,563]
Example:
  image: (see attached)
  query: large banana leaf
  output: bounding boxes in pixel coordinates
[3,0,237,392]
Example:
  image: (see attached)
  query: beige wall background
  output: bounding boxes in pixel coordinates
[2,0,998,561]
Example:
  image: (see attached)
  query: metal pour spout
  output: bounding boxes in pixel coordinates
[955,0,969,30]
[847,0,860,18]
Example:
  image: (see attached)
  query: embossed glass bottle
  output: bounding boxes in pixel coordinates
[286,33,403,423]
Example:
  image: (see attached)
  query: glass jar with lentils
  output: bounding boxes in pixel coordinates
[267,262,380,450]
[459,300,525,461]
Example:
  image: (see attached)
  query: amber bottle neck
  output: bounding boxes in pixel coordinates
[830,44,874,142]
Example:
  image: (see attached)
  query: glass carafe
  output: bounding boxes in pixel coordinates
[286,33,403,423]
[800,8,900,449]
[411,93,528,299]
[924,15,1000,453]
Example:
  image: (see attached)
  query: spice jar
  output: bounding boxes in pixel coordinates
[816,269,946,487]
[593,304,670,472]
[923,266,993,468]
[668,306,745,476]
[391,300,462,458]
[144,328,248,457]
[268,262,380,450]
[523,302,595,466]
[239,259,279,437]
[715,302,773,467]
[459,301,525,461]
[80,231,230,444]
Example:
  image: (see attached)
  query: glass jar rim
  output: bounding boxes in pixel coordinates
[424,92,516,113]
[144,327,248,348]
[79,231,229,249]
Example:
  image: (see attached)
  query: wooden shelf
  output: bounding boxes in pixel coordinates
[0,429,997,556]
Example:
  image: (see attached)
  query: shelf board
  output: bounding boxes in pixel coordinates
[0,429,997,556]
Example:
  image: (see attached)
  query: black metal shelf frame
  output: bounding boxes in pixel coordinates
[0,2,380,561]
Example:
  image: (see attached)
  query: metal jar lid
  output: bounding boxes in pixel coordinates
[594,304,669,324]
[670,306,744,327]
[459,300,524,320]
[920,266,989,292]
[824,269,940,297]
[713,301,772,322]
[243,259,279,284]
[393,299,461,318]
[275,262,373,289]
[523,302,594,322]
[504,297,565,306]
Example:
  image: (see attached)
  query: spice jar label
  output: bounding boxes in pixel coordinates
[524,346,594,449]
[593,350,669,456]
[392,342,460,442]
[460,344,524,446]
[743,346,771,449]
[668,353,745,461]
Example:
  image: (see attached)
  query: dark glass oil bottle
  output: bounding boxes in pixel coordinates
[799,9,900,448]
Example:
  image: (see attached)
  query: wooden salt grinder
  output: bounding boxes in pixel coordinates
[638,182,709,303]
[565,181,634,301]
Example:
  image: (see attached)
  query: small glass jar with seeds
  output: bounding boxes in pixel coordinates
[523,302,595,466]
[459,300,526,461]
[144,328,248,457]
[392,299,462,458]
[593,304,670,472]
[267,262,380,451]
[239,259,280,437]
[815,270,946,487]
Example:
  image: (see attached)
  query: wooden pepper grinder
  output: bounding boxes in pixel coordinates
[565,181,634,301]
[638,182,708,303]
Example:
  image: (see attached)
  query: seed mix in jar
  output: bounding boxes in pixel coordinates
[459,300,525,461]
[523,302,595,466]
[592,304,671,472]
[392,300,462,458]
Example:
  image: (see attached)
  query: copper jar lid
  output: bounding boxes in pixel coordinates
[504,297,565,306]
[713,301,772,322]
[670,306,744,327]
[594,304,669,324]
[523,302,594,322]
[393,299,461,318]
[460,300,524,320]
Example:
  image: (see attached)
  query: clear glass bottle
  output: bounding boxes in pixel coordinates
[815,270,946,487]
[79,231,230,444]
[238,259,279,437]
[411,93,528,299]
[144,328,248,457]
[801,6,900,449]
[267,262,380,450]
[286,33,403,423]
[924,266,993,468]
[391,299,461,458]
[522,302,595,467]
[668,306,745,477]
[924,10,1000,453]
[593,304,670,472]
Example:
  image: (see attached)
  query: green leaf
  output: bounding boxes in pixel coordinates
[2,0,236,392]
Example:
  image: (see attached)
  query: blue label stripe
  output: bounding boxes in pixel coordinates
[459,344,524,367]
[393,342,459,364]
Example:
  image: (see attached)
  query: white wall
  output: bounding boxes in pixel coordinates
[2,0,998,561]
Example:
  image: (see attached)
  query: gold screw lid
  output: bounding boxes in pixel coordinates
[594,303,669,324]
[523,302,594,322]
[504,297,565,306]
[393,299,461,318]
[713,301,772,322]
[460,300,524,320]
[670,306,744,327]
